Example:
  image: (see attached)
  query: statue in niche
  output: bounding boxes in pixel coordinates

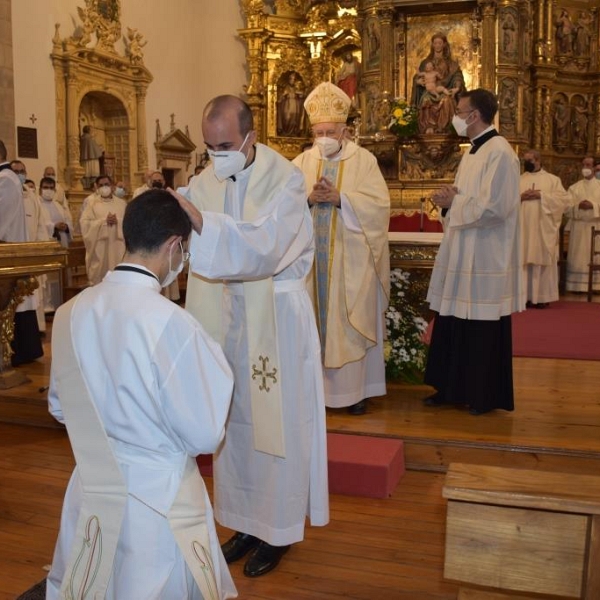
[574,11,592,57]
[276,72,305,137]
[571,98,588,146]
[411,33,465,135]
[335,51,361,105]
[555,9,575,55]
[366,20,381,69]
[553,97,570,144]
[499,79,517,132]
[125,27,147,65]
[500,10,518,59]
[80,125,103,187]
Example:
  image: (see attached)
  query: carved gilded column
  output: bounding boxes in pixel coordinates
[479,1,497,91]
[534,0,546,61]
[541,87,552,151]
[135,86,149,172]
[65,66,84,191]
[545,0,554,61]
[379,8,394,97]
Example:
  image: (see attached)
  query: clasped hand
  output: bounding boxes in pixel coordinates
[432,185,458,209]
[309,177,340,207]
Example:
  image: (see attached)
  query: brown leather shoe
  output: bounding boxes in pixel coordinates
[221,532,260,564]
[243,542,290,577]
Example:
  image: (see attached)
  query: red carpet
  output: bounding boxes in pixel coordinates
[512,301,600,360]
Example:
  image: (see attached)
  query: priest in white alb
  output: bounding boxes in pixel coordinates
[293,82,390,416]
[177,94,329,579]
[565,156,600,292]
[46,190,237,600]
[80,174,127,285]
[519,149,570,307]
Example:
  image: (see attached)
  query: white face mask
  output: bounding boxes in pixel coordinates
[160,240,186,288]
[99,184,112,198]
[595,172,600,180]
[114,186,126,198]
[582,168,593,178]
[452,113,471,137]
[207,132,250,182]
[314,132,343,158]
[41,189,55,201]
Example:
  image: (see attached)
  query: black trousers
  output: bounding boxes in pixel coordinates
[11,310,43,367]
[424,314,514,412]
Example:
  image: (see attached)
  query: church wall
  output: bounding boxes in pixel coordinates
[11,0,246,187]
[0,0,15,157]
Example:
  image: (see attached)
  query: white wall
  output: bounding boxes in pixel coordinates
[11,0,246,186]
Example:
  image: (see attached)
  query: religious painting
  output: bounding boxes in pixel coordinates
[399,15,475,136]
[276,71,306,137]
[404,15,476,102]
[364,16,381,71]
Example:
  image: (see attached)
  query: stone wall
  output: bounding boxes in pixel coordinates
[0,0,14,157]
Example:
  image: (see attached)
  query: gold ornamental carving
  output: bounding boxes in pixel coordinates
[239,1,600,202]
[51,0,153,209]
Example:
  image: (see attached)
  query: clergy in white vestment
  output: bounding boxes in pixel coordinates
[178,95,329,578]
[80,174,127,285]
[565,156,600,292]
[424,89,524,416]
[43,166,71,214]
[46,190,237,600]
[23,183,51,332]
[293,82,390,416]
[519,149,570,307]
[132,168,153,198]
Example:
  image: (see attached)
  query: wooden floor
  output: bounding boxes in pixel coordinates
[1,294,598,599]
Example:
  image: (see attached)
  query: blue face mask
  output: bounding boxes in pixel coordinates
[596,171,600,180]
[17,173,26,185]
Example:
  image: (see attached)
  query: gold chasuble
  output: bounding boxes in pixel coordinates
[186,145,295,458]
[295,142,390,369]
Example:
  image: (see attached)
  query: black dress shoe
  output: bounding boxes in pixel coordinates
[468,407,493,416]
[424,392,448,406]
[243,541,290,577]
[347,399,367,415]
[221,532,260,564]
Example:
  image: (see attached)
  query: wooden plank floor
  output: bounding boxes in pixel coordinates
[1,293,598,598]
[0,422,456,600]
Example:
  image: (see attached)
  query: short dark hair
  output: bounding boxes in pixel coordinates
[123,189,192,254]
[462,89,498,125]
[96,174,112,186]
[204,95,254,136]
[40,177,56,189]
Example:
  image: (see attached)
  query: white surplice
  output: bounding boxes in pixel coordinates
[46,268,237,600]
[80,195,127,285]
[565,177,600,291]
[186,148,329,546]
[519,169,570,303]
[427,134,524,319]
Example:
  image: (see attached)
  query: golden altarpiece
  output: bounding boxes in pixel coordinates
[240,0,600,208]
[240,0,599,315]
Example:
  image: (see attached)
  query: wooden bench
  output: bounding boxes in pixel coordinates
[442,463,600,599]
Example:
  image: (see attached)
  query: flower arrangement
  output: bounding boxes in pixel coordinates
[388,98,418,138]
[384,269,429,383]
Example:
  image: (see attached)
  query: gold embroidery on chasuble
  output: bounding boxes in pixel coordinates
[313,159,343,354]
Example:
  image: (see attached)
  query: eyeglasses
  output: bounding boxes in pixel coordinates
[455,109,475,117]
